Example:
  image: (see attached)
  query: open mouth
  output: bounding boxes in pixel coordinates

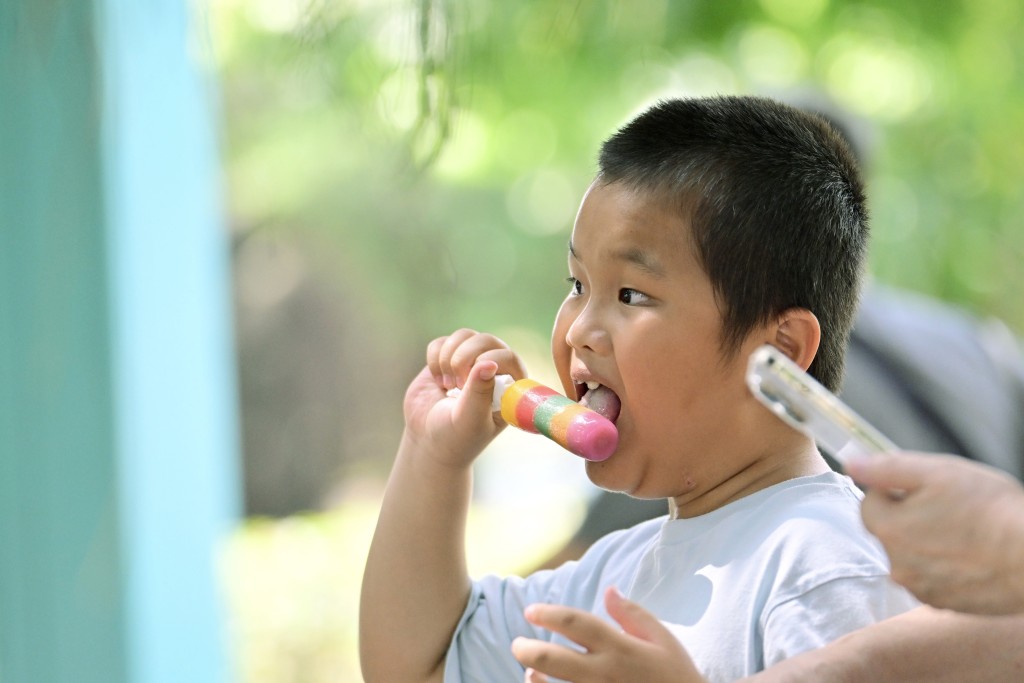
[577,381,622,423]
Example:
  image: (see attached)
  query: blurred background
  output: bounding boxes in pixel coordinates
[6,1,1022,682]
[213,0,1024,680]
[207,0,1024,679]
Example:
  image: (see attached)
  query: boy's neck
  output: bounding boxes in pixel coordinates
[669,441,830,519]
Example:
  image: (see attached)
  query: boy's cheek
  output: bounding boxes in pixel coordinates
[550,316,575,390]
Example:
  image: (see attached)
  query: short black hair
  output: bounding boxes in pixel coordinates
[597,95,867,391]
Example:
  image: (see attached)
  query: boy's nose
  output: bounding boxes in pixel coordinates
[565,305,611,355]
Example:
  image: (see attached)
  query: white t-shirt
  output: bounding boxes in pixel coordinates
[443,471,918,682]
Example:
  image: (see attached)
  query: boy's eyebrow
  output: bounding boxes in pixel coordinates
[613,246,666,277]
[568,240,666,277]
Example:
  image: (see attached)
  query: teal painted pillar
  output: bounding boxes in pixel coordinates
[0,2,239,682]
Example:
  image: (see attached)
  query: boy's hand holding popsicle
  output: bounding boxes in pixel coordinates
[419,327,621,465]
[403,328,528,469]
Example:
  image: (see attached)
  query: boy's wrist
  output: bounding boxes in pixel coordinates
[397,428,481,476]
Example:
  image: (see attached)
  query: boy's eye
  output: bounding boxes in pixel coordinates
[619,288,650,305]
[566,277,583,296]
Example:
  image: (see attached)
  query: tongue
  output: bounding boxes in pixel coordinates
[579,385,621,423]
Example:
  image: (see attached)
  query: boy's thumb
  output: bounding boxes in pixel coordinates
[460,361,500,417]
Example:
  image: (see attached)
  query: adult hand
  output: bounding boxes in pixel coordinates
[511,586,707,683]
[847,451,1024,615]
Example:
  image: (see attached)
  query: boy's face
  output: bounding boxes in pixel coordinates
[552,181,772,503]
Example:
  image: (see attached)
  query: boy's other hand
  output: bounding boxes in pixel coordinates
[402,329,526,468]
[512,587,708,683]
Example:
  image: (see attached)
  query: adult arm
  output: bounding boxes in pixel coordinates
[744,607,1024,683]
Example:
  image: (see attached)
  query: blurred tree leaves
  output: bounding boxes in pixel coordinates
[214,0,1024,502]
[217,0,1024,334]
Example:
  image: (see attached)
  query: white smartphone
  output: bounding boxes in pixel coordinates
[746,344,897,468]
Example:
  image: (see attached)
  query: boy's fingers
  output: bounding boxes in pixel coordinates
[604,586,675,646]
[425,336,447,385]
[604,587,703,677]
[512,638,585,682]
[523,667,551,683]
[523,603,615,651]
[437,328,478,389]
[450,332,508,385]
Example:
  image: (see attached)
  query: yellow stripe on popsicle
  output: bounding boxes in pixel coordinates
[546,403,588,446]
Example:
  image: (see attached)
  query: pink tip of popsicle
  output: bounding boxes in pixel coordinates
[566,412,618,461]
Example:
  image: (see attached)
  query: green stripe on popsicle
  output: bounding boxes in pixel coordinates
[533,394,575,438]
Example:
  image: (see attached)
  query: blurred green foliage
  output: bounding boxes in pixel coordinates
[216,0,1024,341]
[219,0,1024,511]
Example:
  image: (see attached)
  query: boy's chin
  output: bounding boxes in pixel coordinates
[584,458,634,494]
[585,459,680,501]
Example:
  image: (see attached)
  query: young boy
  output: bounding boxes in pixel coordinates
[359,95,918,683]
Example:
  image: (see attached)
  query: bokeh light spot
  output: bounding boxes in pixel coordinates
[506,168,580,236]
[821,36,932,121]
[759,0,829,27]
[434,111,490,179]
[493,109,559,172]
[737,24,809,86]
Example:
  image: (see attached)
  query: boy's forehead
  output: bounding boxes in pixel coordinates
[568,237,668,278]
[570,182,697,270]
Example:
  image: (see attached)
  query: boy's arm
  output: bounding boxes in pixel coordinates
[359,427,474,683]
[360,331,525,683]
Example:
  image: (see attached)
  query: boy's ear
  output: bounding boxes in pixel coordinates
[772,308,820,371]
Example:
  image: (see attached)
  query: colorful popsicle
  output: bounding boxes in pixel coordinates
[498,377,618,461]
[447,374,619,460]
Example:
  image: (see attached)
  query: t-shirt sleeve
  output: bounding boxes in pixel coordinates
[440,520,658,683]
[761,574,920,666]
[442,570,566,683]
